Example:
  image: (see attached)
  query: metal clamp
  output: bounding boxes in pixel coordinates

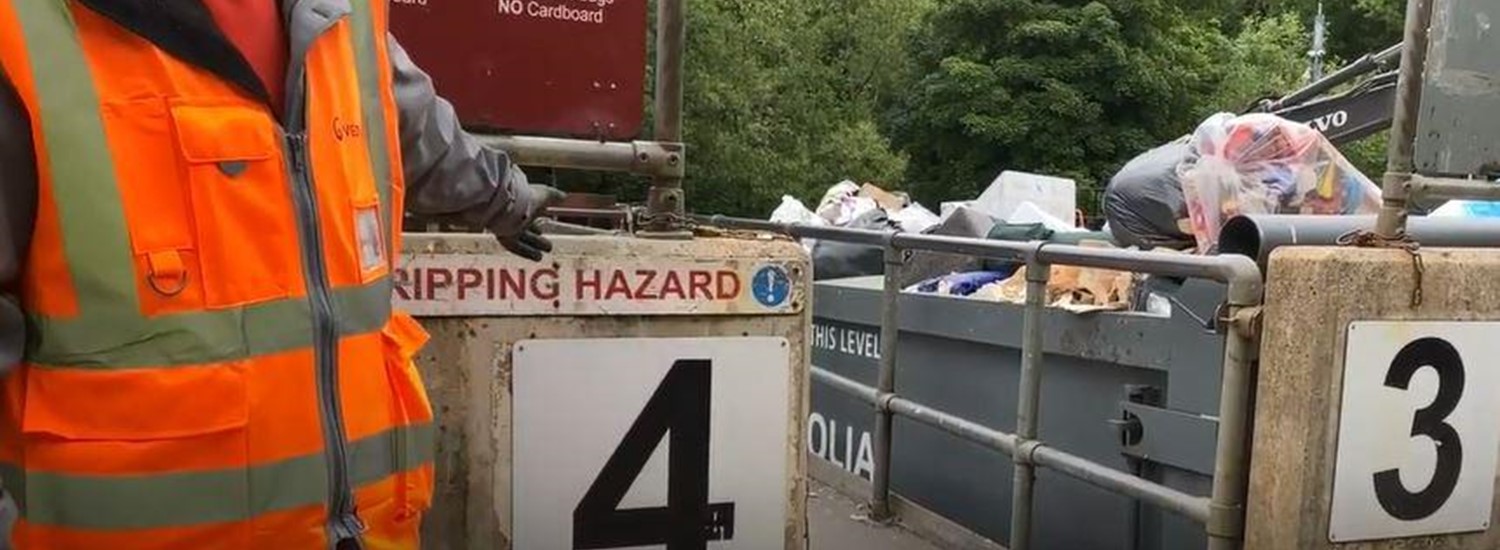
[1013,439,1044,466]
[1206,501,1246,539]
[1215,305,1263,339]
[633,141,687,179]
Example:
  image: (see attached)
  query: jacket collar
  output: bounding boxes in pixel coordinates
[76,0,270,105]
[283,0,351,70]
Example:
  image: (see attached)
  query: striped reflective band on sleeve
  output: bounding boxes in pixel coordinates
[14,1,395,369]
[0,423,434,530]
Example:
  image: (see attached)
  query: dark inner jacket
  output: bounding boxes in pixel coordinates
[0,0,534,373]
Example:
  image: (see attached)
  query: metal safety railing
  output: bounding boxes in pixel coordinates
[699,215,1265,550]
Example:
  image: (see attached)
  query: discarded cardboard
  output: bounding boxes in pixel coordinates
[972,240,1136,313]
[859,183,909,212]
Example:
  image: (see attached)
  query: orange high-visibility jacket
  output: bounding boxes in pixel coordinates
[0,1,532,548]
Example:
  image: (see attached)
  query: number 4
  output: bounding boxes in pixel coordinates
[574,360,737,550]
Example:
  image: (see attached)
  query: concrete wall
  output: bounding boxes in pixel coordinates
[1248,247,1500,549]
[405,234,812,549]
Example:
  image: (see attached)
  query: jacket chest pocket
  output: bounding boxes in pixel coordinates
[157,102,303,311]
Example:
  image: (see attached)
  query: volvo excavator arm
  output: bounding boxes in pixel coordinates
[1250,43,1403,146]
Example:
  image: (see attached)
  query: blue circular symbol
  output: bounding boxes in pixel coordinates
[752,265,791,308]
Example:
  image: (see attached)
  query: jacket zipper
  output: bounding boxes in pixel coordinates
[286,132,364,545]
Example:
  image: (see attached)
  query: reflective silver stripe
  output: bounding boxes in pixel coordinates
[27,279,392,368]
[0,423,434,530]
[12,1,140,317]
[15,0,397,369]
[348,1,396,257]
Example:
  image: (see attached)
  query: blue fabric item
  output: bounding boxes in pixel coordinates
[1432,199,1500,218]
[910,270,1014,296]
[1459,201,1500,218]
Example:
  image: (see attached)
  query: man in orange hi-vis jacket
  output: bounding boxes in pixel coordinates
[0,1,565,548]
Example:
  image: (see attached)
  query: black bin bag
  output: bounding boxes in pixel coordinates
[1103,138,1196,250]
[810,209,895,281]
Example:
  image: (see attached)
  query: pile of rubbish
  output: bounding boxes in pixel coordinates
[771,173,1166,313]
[768,113,1393,315]
[1106,112,1384,253]
[770,180,942,280]
[905,243,1147,314]
[771,180,941,237]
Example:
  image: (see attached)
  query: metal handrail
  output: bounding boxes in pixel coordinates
[701,215,1264,550]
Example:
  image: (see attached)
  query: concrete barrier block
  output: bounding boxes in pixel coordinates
[404,233,811,550]
[1248,246,1500,549]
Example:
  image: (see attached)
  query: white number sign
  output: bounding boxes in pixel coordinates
[1329,321,1500,542]
[513,337,792,549]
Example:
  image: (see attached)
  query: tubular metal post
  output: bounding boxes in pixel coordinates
[1374,0,1437,239]
[1205,281,1265,550]
[1028,445,1211,524]
[474,135,683,177]
[697,215,1270,547]
[868,240,903,522]
[811,367,880,405]
[887,397,1019,456]
[1408,176,1500,201]
[1010,252,1050,550]
[643,0,688,233]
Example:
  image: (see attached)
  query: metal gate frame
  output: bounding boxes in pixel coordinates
[701,215,1265,550]
[412,0,690,235]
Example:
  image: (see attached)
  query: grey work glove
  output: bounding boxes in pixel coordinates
[496,184,567,262]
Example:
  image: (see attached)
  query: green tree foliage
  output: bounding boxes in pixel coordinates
[884,1,1310,212]
[557,0,1403,220]
[548,0,926,218]
[1241,0,1404,61]
[672,0,927,217]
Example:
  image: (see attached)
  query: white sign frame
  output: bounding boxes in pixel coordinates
[512,337,792,549]
[1329,321,1500,543]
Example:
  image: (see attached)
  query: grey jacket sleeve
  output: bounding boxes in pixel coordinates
[0,71,36,375]
[386,34,535,238]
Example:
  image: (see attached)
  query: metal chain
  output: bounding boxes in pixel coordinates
[1337,229,1425,308]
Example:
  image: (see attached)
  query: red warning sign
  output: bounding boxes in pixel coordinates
[390,0,650,140]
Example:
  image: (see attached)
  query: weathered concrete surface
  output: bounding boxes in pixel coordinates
[1247,247,1500,549]
[807,480,945,550]
[810,457,1009,550]
[408,233,812,550]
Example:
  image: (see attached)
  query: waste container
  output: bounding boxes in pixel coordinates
[808,276,1230,550]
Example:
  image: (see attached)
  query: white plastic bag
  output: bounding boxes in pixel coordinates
[816,180,860,213]
[819,196,880,227]
[889,202,941,233]
[1007,201,1085,233]
[769,195,821,226]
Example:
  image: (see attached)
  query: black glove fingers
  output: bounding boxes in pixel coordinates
[520,230,553,253]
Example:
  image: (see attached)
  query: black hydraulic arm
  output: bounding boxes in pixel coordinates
[1248,43,1403,146]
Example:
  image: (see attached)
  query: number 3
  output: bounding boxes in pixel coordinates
[573,360,736,550]
[1373,337,1465,521]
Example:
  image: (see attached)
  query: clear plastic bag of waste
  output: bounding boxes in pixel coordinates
[1178,113,1382,252]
